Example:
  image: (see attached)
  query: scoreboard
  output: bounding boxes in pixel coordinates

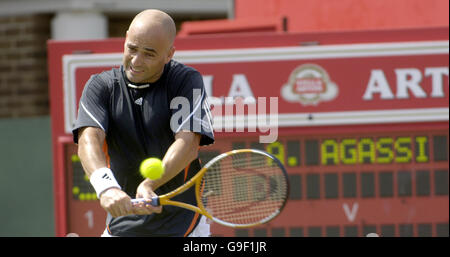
[48,28,449,237]
[202,125,448,237]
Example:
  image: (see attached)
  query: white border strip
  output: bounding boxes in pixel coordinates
[214,108,449,130]
[62,40,449,133]
[174,40,449,63]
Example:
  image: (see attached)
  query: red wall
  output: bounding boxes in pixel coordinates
[179,0,449,35]
[234,0,449,32]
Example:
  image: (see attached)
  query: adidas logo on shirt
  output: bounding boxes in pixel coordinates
[135,97,143,105]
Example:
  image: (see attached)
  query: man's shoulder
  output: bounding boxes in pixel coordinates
[86,67,122,91]
[167,60,199,78]
[94,66,122,82]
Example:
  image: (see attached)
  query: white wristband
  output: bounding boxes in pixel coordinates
[89,167,122,198]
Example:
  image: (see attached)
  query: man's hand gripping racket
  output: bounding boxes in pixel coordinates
[132,149,290,228]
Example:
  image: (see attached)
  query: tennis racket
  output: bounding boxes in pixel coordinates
[132,149,290,228]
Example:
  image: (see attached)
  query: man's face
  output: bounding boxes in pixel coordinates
[123,27,174,83]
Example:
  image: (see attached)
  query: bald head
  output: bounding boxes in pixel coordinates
[123,9,176,83]
[128,9,176,46]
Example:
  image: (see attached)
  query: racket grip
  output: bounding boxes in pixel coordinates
[131,197,160,206]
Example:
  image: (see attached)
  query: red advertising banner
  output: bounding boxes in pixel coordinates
[62,40,448,135]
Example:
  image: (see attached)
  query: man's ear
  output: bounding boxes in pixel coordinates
[166,46,175,63]
[124,30,129,46]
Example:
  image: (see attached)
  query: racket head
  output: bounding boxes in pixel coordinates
[196,149,290,228]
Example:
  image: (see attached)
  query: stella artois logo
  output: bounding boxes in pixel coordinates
[281,64,338,105]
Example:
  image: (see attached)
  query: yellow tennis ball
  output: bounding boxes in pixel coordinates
[140,158,165,180]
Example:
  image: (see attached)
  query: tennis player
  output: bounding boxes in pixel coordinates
[73,9,214,237]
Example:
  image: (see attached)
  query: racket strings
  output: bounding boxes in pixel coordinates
[200,151,288,226]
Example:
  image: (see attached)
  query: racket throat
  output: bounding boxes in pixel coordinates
[151,197,160,206]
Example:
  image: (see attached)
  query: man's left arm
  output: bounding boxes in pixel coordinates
[136,131,201,200]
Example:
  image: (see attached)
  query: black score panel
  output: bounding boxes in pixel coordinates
[305,140,319,166]
[70,155,97,201]
[200,130,449,237]
[397,171,412,197]
[64,144,106,236]
[201,132,448,170]
[286,140,301,167]
[319,136,433,166]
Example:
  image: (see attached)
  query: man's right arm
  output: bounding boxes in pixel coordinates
[78,126,108,175]
[78,126,134,217]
